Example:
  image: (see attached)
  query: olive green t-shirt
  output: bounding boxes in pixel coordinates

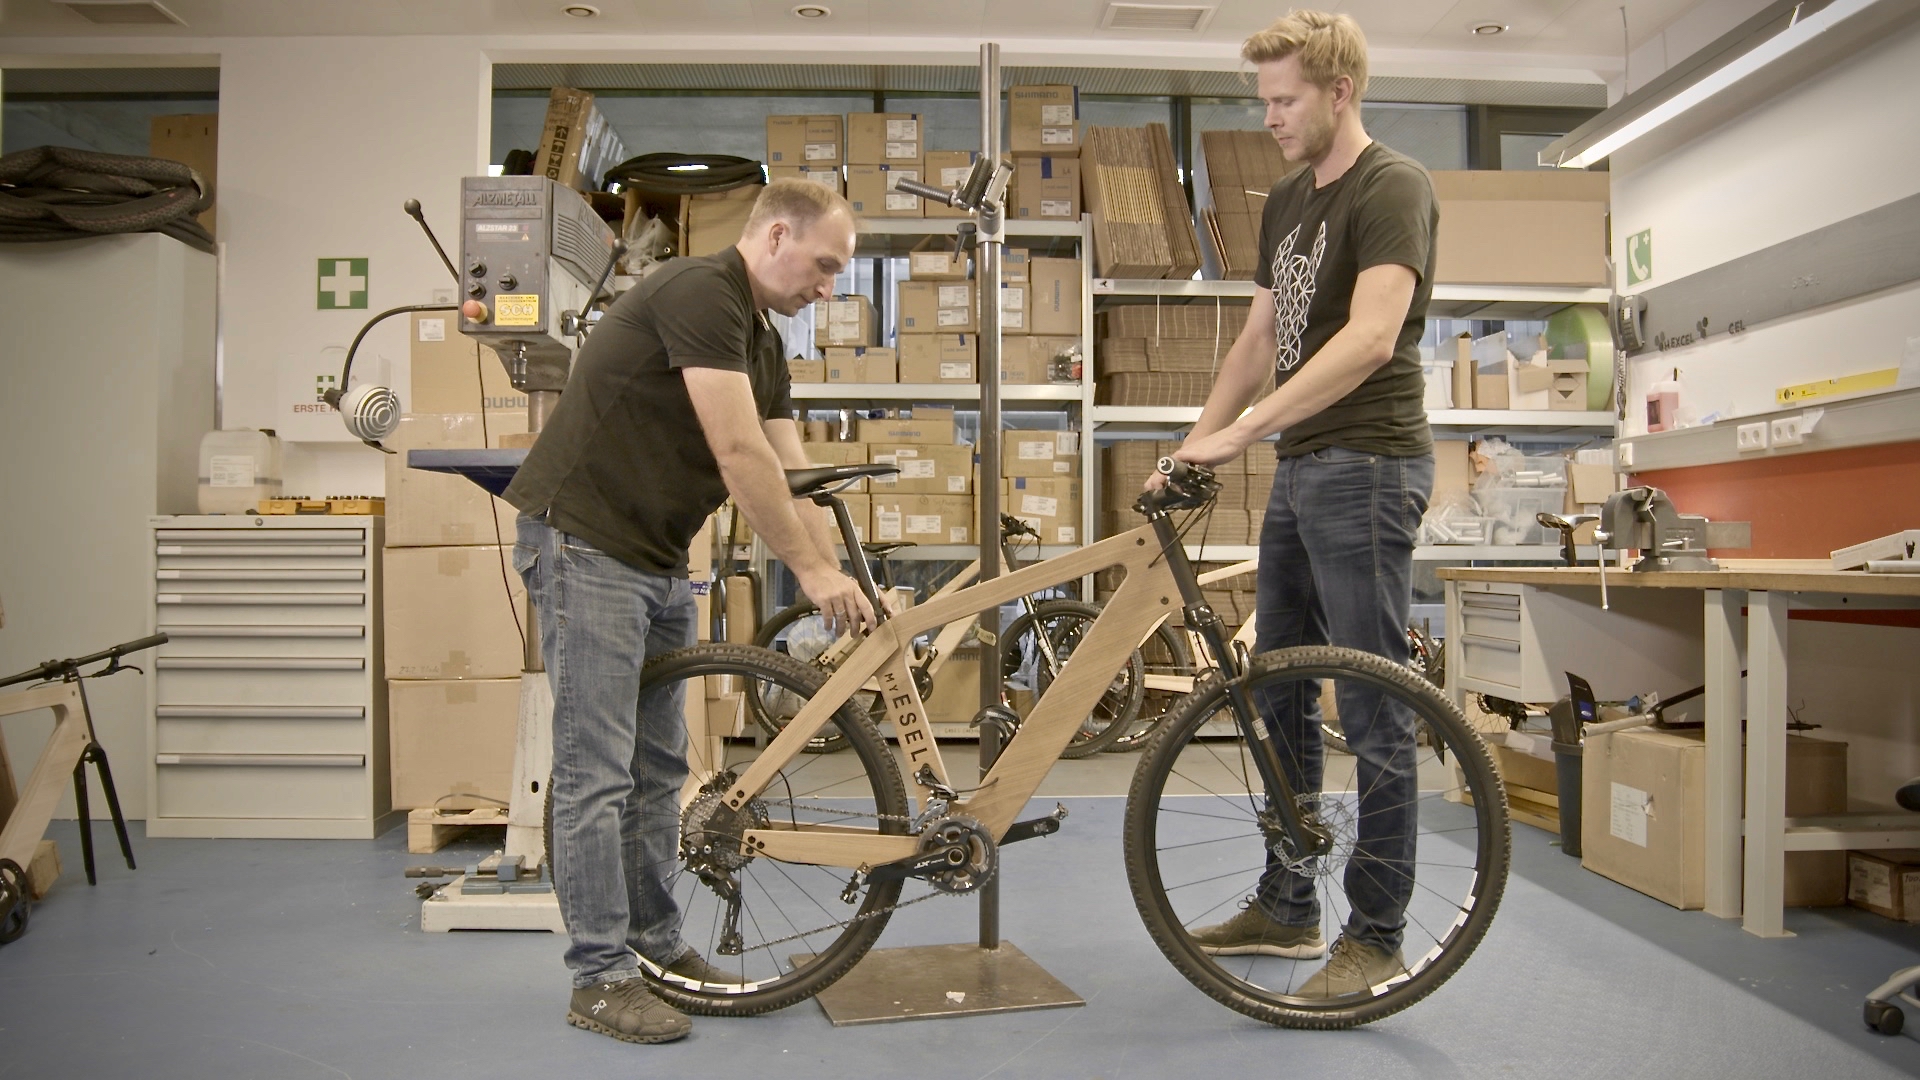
[1253,141,1437,458]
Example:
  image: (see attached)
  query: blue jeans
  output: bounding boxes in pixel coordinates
[1250,446,1433,954]
[513,513,699,988]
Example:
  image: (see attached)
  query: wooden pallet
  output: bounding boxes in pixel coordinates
[407,807,508,854]
[258,496,385,516]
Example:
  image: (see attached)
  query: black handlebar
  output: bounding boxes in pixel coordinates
[0,633,170,689]
[1136,457,1220,514]
[893,178,957,206]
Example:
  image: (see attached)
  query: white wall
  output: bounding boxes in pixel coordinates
[1610,17,1920,434]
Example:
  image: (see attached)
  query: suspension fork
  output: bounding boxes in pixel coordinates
[1148,513,1332,859]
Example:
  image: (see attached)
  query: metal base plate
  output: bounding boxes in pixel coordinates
[420,876,565,933]
[789,942,1082,1026]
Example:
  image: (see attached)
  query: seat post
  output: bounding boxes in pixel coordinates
[814,493,888,622]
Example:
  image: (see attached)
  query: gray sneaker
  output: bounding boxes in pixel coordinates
[567,977,691,1044]
[1190,899,1326,958]
[658,945,733,988]
[1293,936,1408,999]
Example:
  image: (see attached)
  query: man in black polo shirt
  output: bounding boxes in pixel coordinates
[503,179,876,1044]
[1155,10,1439,998]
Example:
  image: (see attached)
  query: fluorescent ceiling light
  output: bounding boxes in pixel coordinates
[1543,0,1896,169]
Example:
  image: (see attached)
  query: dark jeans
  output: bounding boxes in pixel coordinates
[513,513,699,988]
[1249,445,1433,953]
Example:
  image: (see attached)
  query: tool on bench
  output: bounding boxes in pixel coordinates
[1831,530,1920,573]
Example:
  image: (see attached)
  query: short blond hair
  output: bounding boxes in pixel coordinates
[1242,9,1369,101]
[743,177,854,236]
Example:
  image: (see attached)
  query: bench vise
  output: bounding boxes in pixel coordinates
[1595,486,1751,573]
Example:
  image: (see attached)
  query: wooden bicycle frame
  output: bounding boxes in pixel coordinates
[1141,559,1258,695]
[721,522,1186,868]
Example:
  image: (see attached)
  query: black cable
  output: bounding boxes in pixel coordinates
[327,303,458,409]
[477,341,529,658]
[0,145,212,252]
[599,153,766,195]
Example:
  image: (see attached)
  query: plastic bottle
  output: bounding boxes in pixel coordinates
[197,429,283,514]
[1645,373,1681,433]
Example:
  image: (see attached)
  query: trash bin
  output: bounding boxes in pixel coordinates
[1552,739,1583,858]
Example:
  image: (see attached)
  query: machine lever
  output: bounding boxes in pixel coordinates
[403,199,461,286]
[574,239,629,331]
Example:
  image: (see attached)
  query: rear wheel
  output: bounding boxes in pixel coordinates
[1000,599,1143,758]
[629,644,909,1015]
[748,601,859,753]
[1125,646,1508,1028]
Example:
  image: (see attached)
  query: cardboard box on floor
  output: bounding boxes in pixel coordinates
[1002,477,1081,545]
[383,546,529,680]
[411,312,526,414]
[1582,728,1848,910]
[766,115,843,168]
[870,443,974,496]
[825,346,897,384]
[1003,429,1081,478]
[847,113,923,165]
[898,334,976,383]
[385,412,529,548]
[389,678,519,810]
[1009,84,1080,157]
[1848,850,1920,923]
[873,494,973,544]
[1429,171,1610,287]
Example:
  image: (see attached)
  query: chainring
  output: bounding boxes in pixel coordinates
[915,814,997,894]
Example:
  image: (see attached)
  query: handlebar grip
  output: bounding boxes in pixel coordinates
[115,633,170,656]
[894,178,956,206]
[1156,457,1215,486]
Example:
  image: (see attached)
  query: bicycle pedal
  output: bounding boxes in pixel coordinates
[1001,803,1069,846]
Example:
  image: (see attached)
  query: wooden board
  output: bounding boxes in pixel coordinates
[407,806,508,854]
[27,838,59,900]
[1438,565,1920,597]
[259,497,385,516]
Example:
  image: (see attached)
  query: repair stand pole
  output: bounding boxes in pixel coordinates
[975,38,1004,952]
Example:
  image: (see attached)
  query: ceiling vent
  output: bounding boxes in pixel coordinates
[53,1,186,25]
[1101,3,1215,33]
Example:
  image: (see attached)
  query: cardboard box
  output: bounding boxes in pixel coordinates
[870,443,975,496]
[1005,336,1080,384]
[899,280,977,334]
[1570,461,1615,506]
[385,412,529,548]
[410,312,526,414]
[1012,156,1081,221]
[388,679,519,810]
[682,185,761,258]
[848,113,923,165]
[536,87,626,192]
[1001,477,1082,545]
[873,494,974,544]
[766,114,843,167]
[997,281,1031,335]
[383,546,528,681]
[847,163,924,219]
[825,346,897,384]
[1547,358,1591,411]
[1847,850,1920,923]
[813,295,878,348]
[898,335,977,383]
[1429,171,1610,287]
[788,358,827,382]
[767,165,844,195]
[1009,84,1080,157]
[150,114,217,238]
[1003,429,1081,478]
[1003,247,1030,283]
[859,411,956,445]
[803,441,871,492]
[1474,363,1510,411]
[1434,439,1472,503]
[1029,257,1082,336]
[908,239,968,280]
[921,150,977,220]
[1450,334,1475,412]
[1582,728,1848,910]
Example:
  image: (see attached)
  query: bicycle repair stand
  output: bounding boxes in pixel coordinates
[789,42,1083,1026]
[0,672,139,941]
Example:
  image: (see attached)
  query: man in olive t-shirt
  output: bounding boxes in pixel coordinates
[500,179,877,1045]
[1156,11,1438,997]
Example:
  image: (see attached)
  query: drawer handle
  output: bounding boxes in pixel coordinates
[156,753,365,767]
[1463,607,1522,622]
[156,529,367,542]
[1462,596,1521,610]
[158,624,366,639]
[1461,634,1522,653]
[157,593,365,606]
[157,569,365,582]
[157,657,365,671]
[157,544,366,557]
[157,705,366,719]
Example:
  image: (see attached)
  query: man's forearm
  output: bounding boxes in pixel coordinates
[1188,333,1272,441]
[716,444,837,576]
[796,496,841,565]
[1230,324,1390,442]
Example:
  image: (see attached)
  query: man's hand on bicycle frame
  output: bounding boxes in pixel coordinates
[1143,435,1246,495]
[798,564,879,638]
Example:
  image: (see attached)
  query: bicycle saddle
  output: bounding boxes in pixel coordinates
[786,463,900,500]
[860,541,916,558]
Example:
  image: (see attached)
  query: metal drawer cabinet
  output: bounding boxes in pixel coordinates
[146,515,398,838]
[1449,578,1707,706]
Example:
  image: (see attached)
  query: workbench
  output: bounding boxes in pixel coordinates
[1440,564,1920,938]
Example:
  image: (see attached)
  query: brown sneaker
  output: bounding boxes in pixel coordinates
[567,977,691,1044]
[1189,899,1326,958]
[1293,936,1408,999]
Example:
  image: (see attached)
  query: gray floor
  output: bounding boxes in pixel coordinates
[3,763,1919,1079]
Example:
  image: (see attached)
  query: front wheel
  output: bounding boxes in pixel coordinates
[1000,599,1143,758]
[1124,646,1508,1028]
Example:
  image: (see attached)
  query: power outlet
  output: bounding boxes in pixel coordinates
[1617,441,1635,468]
[1770,416,1805,447]
[1736,422,1769,452]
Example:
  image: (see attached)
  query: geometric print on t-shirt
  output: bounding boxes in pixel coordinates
[1269,220,1327,373]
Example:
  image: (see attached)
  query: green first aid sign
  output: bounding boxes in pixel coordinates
[318,258,369,309]
[1625,230,1652,286]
